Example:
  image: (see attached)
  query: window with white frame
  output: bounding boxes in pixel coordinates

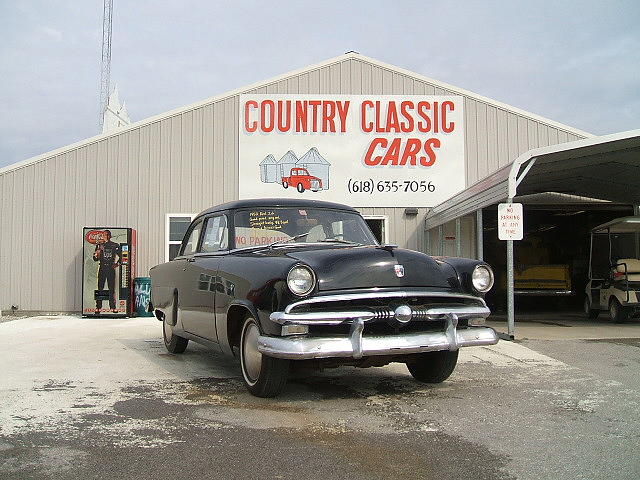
[166,214,196,261]
[363,215,388,244]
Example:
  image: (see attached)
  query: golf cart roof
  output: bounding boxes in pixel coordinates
[591,216,640,234]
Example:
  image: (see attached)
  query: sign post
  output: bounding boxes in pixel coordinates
[498,202,523,338]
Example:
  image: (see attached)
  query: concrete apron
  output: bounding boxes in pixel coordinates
[487,311,640,340]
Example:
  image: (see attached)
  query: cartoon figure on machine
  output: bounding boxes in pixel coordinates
[282,167,323,193]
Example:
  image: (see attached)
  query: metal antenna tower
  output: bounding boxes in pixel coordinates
[99,0,113,128]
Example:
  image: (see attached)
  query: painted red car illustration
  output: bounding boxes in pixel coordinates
[281,167,323,193]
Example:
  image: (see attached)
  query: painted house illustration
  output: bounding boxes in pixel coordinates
[259,148,331,190]
[276,150,299,182]
[297,147,331,189]
[259,154,277,182]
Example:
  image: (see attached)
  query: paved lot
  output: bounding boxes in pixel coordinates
[488,310,640,340]
[1,315,639,480]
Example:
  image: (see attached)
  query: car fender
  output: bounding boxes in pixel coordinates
[435,256,492,296]
[217,299,263,356]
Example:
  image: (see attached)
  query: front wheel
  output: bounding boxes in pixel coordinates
[406,350,459,383]
[609,298,630,323]
[584,295,599,319]
[240,314,289,397]
[296,183,305,193]
[163,293,188,354]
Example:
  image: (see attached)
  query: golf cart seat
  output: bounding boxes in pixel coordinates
[615,258,640,281]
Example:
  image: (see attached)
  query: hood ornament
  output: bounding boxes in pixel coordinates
[394,264,405,277]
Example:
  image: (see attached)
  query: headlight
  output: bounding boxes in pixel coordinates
[471,264,494,293]
[287,265,316,296]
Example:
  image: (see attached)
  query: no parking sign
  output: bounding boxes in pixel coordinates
[498,203,523,240]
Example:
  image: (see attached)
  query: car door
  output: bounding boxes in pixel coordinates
[188,214,229,341]
[174,219,204,334]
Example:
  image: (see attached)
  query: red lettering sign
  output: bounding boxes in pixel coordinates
[85,230,108,244]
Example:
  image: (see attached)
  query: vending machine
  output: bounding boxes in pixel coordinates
[82,227,137,317]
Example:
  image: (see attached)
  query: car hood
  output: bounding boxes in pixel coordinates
[285,245,455,291]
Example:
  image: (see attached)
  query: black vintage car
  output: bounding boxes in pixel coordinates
[150,199,498,397]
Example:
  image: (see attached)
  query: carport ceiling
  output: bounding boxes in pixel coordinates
[517,144,640,204]
[426,129,640,228]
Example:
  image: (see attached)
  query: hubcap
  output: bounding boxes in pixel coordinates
[610,302,618,319]
[242,322,262,384]
[163,316,172,342]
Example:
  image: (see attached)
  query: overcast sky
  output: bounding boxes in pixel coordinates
[1,0,638,169]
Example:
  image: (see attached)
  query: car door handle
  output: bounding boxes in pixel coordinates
[186,257,196,262]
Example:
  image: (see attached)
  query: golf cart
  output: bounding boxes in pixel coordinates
[584,216,640,322]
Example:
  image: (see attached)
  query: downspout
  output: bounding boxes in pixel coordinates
[476,209,483,261]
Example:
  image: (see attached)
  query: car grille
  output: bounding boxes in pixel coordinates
[271,290,489,330]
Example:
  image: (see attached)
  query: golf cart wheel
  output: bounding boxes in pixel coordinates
[609,298,630,323]
[584,295,599,319]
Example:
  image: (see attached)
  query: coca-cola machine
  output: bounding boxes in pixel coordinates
[82,227,137,317]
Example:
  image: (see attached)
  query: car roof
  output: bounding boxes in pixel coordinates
[194,198,359,220]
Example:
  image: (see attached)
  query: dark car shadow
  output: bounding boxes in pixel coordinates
[118,336,451,404]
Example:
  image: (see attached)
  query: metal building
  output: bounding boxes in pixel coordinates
[0,53,593,314]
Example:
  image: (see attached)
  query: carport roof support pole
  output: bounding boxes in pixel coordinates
[507,238,515,338]
[506,196,515,338]
[635,205,640,258]
[505,158,533,339]
[455,218,462,257]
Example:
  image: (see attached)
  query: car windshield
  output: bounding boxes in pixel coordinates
[233,207,378,248]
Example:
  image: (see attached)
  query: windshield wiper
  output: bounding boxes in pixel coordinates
[265,232,311,249]
[319,238,361,245]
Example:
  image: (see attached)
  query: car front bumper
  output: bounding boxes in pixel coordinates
[261,290,497,360]
[257,324,498,360]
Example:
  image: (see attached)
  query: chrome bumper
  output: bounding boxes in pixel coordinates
[260,309,497,360]
[261,290,496,360]
[257,325,498,360]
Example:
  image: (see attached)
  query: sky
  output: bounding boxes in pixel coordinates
[0,0,638,169]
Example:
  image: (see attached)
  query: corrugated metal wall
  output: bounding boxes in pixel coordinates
[0,56,586,312]
[427,215,477,258]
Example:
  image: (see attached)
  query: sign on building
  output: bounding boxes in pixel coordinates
[238,94,465,207]
[498,203,524,240]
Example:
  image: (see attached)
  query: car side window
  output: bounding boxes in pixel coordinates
[200,215,228,253]
[181,221,202,256]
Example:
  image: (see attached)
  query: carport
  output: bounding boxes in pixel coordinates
[425,129,640,337]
